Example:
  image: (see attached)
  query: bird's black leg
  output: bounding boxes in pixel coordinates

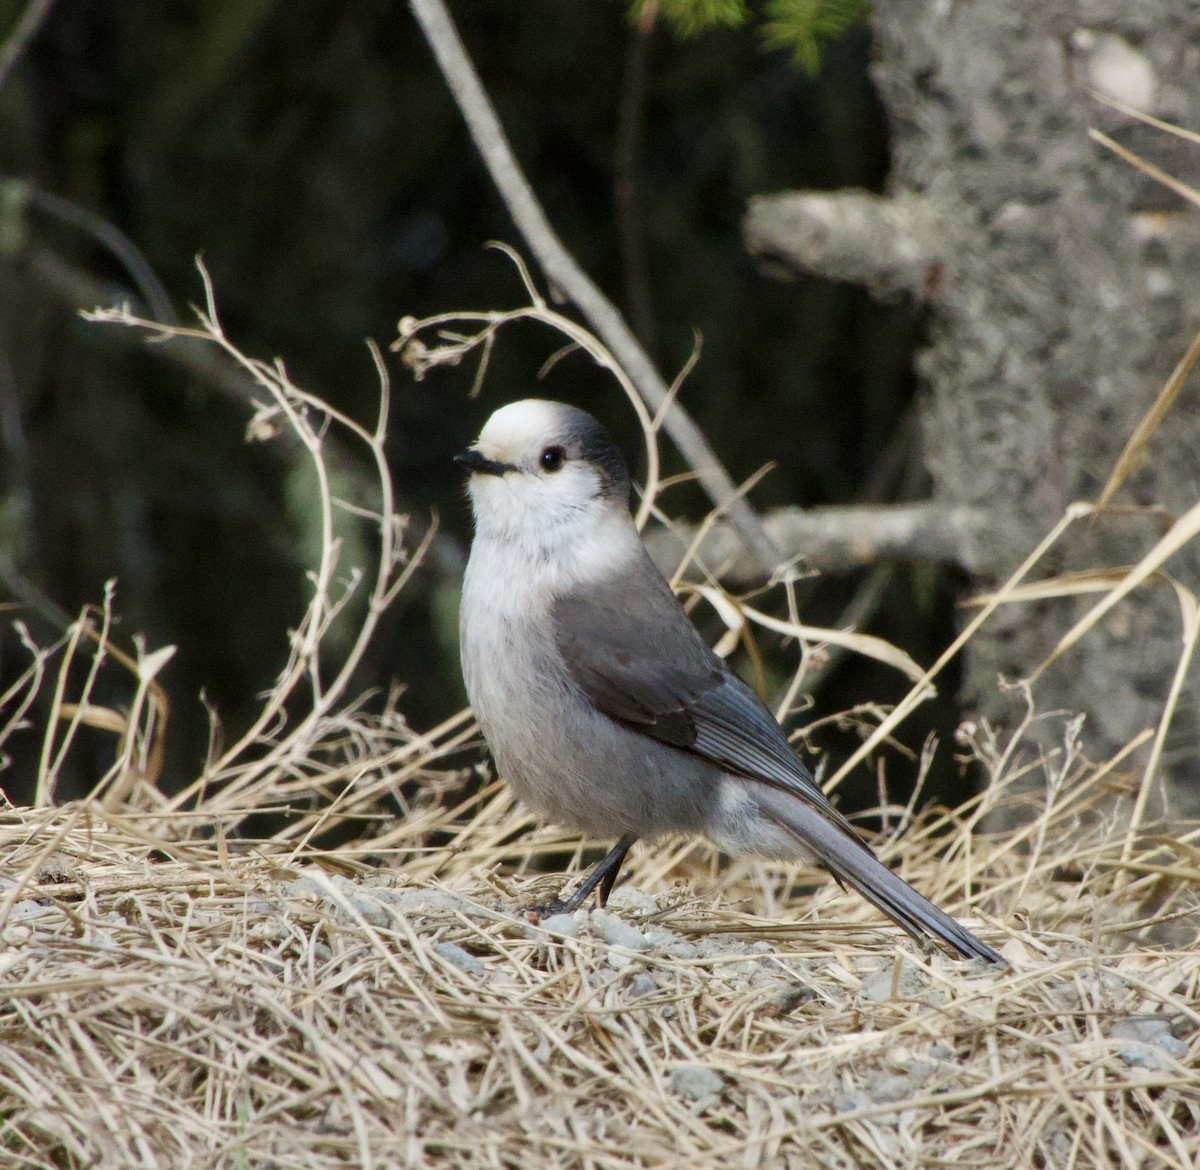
[533,835,637,916]
[593,834,637,908]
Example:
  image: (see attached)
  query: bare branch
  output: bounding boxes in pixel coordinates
[744,190,941,298]
[647,501,981,585]
[15,181,178,323]
[407,0,781,575]
[0,0,55,93]
[614,0,658,352]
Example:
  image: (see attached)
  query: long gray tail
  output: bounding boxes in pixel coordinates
[753,786,1004,964]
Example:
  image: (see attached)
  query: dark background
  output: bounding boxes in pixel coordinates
[0,1,956,811]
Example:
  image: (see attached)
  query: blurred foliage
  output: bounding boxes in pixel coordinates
[762,0,872,74]
[637,0,749,35]
[0,0,955,809]
[636,0,871,74]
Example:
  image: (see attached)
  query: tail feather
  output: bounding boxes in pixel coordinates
[753,786,1004,964]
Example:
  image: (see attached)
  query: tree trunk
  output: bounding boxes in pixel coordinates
[745,2,1200,817]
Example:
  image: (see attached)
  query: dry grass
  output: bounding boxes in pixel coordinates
[0,732,1197,1170]
[0,273,1197,1168]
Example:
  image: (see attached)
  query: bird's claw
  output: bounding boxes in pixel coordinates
[522,896,582,923]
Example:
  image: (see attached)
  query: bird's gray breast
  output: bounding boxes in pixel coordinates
[459,546,719,839]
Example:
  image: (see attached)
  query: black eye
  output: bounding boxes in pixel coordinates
[539,446,565,473]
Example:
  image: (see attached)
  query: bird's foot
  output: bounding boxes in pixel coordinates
[518,835,639,923]
[521,898,575,924]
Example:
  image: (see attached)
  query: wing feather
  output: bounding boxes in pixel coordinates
[551,560,866,845]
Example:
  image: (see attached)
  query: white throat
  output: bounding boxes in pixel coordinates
[468,492,642,599]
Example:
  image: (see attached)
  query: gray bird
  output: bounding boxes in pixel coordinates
[456,399,1002,963]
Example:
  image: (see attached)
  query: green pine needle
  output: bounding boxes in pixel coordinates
[761,0,871,74]
[632,0,750,38]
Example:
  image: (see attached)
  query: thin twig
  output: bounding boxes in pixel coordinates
[798,562,895,696]
[0,0,55,93]
[1089,128,1200,211]
[614,0,658,353]
[394,282,663,530]
[23,184,176,324]
[824,504,1094,795]
[407,0,781,575]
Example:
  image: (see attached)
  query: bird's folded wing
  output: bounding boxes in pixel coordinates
[551,578,867,846]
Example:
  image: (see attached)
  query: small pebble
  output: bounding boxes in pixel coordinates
[664,941,699,960]
[372,887,466,916]
[725,959,759,978]
[432,941,486,976]
[670,1065,724,1102]
[331,876,391,927]
[591,911,650,951]
[644,925,683,948]
[285,875,391,925]
[834,1090,872,1114]
[628,973,658,998]
[606,887,657,915]
[1109,1017,1189,1070]
[765,982,815,1015]
[6,901,51,923]
[867,1065,932,1103]
[867,1073,919,1103]
[284,876,324,900]
[540,913,580,938]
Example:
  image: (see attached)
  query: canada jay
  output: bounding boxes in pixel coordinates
[457,399,1002,962]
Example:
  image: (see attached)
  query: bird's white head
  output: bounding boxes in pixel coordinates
[457,399,636,573]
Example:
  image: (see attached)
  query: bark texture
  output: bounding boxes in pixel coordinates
[749,2,1200,813]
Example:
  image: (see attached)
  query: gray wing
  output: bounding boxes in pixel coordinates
[551,558,867,844]
[554,556,1004,964]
